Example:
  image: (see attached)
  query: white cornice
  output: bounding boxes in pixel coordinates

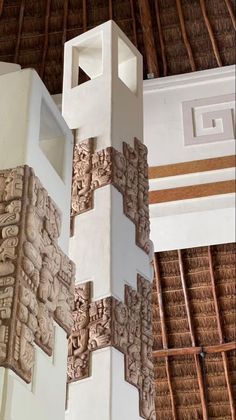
[143,65,235,93]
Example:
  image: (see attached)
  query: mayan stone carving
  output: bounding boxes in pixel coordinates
[0,166,75,383]
[71,139,93,215]
[71,138,150,254]
[68,276,155,420]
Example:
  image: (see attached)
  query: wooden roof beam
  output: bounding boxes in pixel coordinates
[130,0,138,47]
[153,255,177,420]
[175,0,196,72]
[138,0,159,78]
[154,0,167,76]
[178,250,208,420]
[224,0,236,30]
[14,0,25,63]
[199,0,222,67]
[109,0,113,20]
[0,0,4,18]
[153,255,168,349]
[40,0,51,79]
[153,341,236,358]
[62,0,69,46]
[83,0,87,32]
[208,246,235,419]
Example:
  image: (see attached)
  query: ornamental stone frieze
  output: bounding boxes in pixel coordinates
[71,138,150,254]
[68,276,155,420]
[0,166,75,383]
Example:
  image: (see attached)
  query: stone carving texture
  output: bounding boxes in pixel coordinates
[71,139,150,254]
[0,166,75,383]
[68,276,155,420]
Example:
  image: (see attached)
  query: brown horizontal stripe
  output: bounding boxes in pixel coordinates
[153,341,236,358]
[149,180,235,204]
[149,155,236,179]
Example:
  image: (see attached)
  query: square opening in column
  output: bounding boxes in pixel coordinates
[118,37,137,94]
[71,32,103,88]
[39,100,66,180]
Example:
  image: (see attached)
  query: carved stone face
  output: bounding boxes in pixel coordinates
[5,200,21,214]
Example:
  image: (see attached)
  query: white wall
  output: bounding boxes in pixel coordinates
[0,327,68,420]
[70,186,152,302]
[144,66,235,166]
[66,348,143,420]
[143,66,235,251]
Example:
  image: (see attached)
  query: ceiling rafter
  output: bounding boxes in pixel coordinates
[138,0,159,77]
[178,249,208,420]
[0,0,4,18]
[14,0,25,63]
[152,244,236,419]
[129,0,137,47]
[175,0,196,72]
[224,0,236,30]
[199,0,222,67]
[153,254,177,420]
[208,246,235,419]
[154,0,167,76]
[40,0,51,79]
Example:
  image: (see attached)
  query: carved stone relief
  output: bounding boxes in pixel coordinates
[68,276,155,420]
[71,139,150,254]
[0,166,75,383]
[71,139,93,215]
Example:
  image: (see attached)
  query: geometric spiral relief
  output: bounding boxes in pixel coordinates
[68,276,155,420]
[183,93,235,145]
[0,166,75,383]
[71,138,150,254]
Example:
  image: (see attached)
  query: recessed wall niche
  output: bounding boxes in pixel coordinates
[118,37,137,94]
[71,32,103,88]
[39,100,66,180]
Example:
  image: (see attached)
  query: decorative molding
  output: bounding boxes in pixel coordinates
[143,65,235,93]
[68,276,155,420]
[149,180,235,204]
[182,94,235,145]
[71,138,150,254]
[148,155,236,179]
[0,166,75,383]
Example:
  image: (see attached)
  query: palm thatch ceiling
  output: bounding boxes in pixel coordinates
[0,0,235,94]
[153,243,236,419]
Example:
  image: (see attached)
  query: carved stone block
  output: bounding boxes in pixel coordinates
[68,282,91,381]
[0,166,75,383]
[71,139,150,254]
[71,139,93,215]
[68,276,155,420]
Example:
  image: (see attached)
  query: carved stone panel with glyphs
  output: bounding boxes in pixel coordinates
[0,166,75,383]
[68,276,155,420]
[71,139,150,254]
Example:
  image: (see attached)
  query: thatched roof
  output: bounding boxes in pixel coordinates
[153,243,236,419]
[0,0,235,94]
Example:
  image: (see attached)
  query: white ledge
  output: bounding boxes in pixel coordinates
[143,65,235,92]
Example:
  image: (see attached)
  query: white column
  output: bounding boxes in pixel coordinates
[63,21,155,420]
[0,64,74,420]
